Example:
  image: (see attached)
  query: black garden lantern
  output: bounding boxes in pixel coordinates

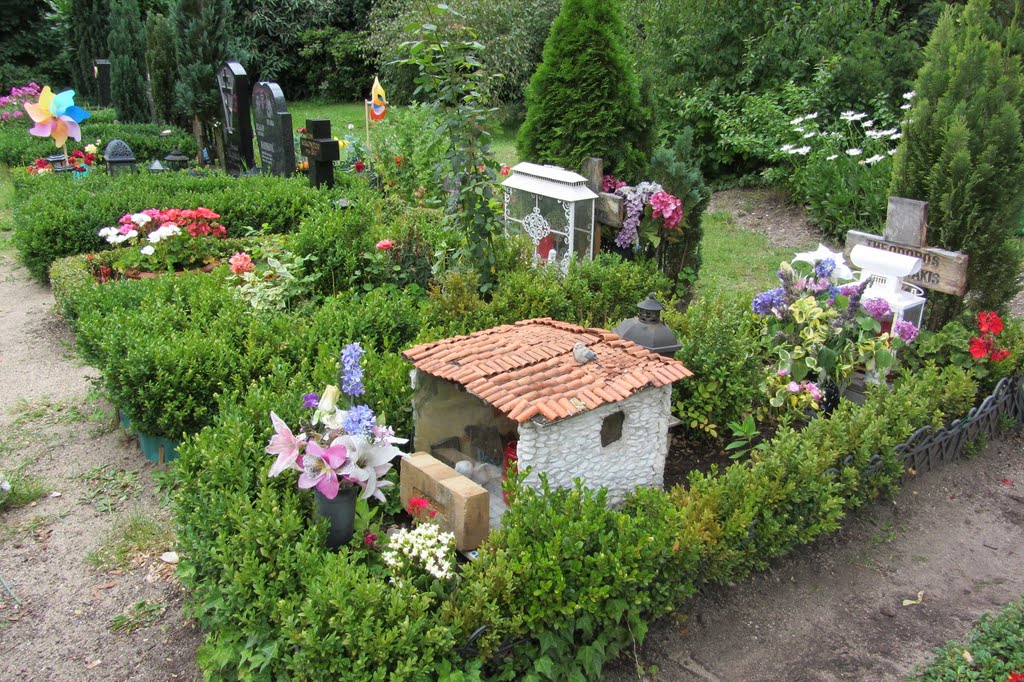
[612,293,682,357]
[103,139,137,175]
[147,159,167,174]
[164,149,189,171]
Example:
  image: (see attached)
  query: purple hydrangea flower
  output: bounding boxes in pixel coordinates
[862,298,892,321]
[302,393,319,409]
[893,320,919,343]
[752,287,786,316]
[343,404,376,436]
[340,342,365,397]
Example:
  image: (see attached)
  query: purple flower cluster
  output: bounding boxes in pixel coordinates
[814,258,836,279]
[301,392,319,409]
[0,82,41,124]
[893,320,919,343]
[752,287,787,316]
[343,404,376,436]
[614,181,663,248]
[340,342,365,397]
[862,297,892,321]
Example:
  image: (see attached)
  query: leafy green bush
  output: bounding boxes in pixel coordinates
[665,293,770,438]
[13,171,342,280]
[297,29,373,101]
[0,121,195,167]
[912,594,1024,681]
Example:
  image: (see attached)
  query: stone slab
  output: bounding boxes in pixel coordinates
[400,452,490,550]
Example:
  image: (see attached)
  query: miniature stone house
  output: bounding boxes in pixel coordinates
[401,318,692,506]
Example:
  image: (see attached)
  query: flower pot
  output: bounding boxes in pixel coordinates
[314,487,358,549]
[122,260,220,280]
[137,432,180,464]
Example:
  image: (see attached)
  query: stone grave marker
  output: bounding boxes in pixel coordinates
[93,59,112,107]
[845,196,969,296]
[251,81,294,177]
[299,119,339,189]
[216,61,254,175]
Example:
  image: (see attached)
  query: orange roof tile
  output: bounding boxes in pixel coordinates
[401,318,692,424]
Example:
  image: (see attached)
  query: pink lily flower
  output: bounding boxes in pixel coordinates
[266,411,304,477]
[298,441,349,499]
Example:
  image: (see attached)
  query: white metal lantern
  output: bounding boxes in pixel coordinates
[501,162,598,272]
[849,244,927,329]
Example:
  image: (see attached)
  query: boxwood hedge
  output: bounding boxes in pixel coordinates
[0,121,196,168]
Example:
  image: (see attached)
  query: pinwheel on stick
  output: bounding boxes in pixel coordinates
[23,86,91,158]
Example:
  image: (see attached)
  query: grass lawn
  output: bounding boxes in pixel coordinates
[696,209,798,299]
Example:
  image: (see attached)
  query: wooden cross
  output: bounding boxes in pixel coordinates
[299,119,340,189]
[844,197,969,296]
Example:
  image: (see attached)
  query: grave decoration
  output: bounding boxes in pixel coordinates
[92,59,111,107]
[363,75,387,148]
[299,119,340,189]
[848,244,926,330]
[401,318,692,533]
[612,292,682,357]
[501,162,598,271]
[216,61,254,175]
[23,85,91,149]
[103,138,137,175]
[251,81,295,177]
[845,197,968,297]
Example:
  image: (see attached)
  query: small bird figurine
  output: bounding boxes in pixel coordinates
[573,342,598,364]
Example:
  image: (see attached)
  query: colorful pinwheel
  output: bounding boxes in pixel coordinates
[368,77,387,122]
[23,86,91,148]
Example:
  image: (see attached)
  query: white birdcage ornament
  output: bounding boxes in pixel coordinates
[501,162,597,273]
[849,244,927,329]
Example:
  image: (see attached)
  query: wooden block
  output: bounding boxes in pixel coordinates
[401,452,490,551]
[596,192,623,228]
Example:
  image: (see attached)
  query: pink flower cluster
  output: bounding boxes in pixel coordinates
[602,175,627,193]
[229,252,254,275]
[786,380,823,401]
[0,82,40,123]
[650,190,683,230]
[118,207,226,239]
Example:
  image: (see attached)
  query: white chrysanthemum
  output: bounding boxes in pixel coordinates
[803,131,816,139]
[794,146,811,155]
[826,154,839,161]
[780,144,795,152]
[846,148,863,156]
[862,154,886,165]
[790,116,805,125]
[903,91,915,99]
[901,103,912,110]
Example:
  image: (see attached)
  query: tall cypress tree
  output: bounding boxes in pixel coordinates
[70,0,110,102]
[171,0,231,160]
[108,0,149,122]
[145,13,178,125]
[516,0,652,180]
[890,0,1024,322]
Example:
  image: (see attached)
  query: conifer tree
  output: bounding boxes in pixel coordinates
[108,0,149,122]
[70,0,110,102]
[170,0,231,160]
[890,0,1024,322]
[145,13,178,125]
[516,0,652,180]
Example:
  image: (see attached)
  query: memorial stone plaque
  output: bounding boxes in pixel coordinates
[93,59,112,108]
[299,119,339,189]
[252,81,294,177]
[216,61,254,175]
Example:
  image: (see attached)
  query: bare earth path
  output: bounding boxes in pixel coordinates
[0,236,201,681]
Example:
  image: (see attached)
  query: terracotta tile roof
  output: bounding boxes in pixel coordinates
[402,318,692,424]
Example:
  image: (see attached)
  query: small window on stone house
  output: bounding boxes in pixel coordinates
[601,411,625,447]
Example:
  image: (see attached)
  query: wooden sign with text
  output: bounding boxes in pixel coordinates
[844,230,969,296]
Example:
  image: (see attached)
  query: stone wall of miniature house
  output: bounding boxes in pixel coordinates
[516,385,672,505]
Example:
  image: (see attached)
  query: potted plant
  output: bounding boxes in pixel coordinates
[265,342,408,548]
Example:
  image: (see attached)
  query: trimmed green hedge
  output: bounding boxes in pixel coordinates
[13,171,348,281]
[0,121,196,167]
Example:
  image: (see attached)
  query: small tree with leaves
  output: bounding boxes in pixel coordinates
[170,0,231,161]
[108,0,149,122]
[517,0,652,180]
[400,3,503,290]
[890,0,1024,323]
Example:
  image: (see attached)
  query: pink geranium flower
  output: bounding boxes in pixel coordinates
[298,441,349,499]
[229,252,254,275]
[376,239,394,251]
[266,412,304,477]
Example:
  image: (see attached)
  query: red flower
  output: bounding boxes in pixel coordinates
[407,497,429,514]
[969,336,993,359]
[991,348,1011,362]
[297,126,307,134]
[354,161,365,172]
[34,158,48,168]
[363,532,378,547]
[1006,674,1024,682]
[428,509,437,518]
[978,311,1004,335]
[394,155,403,166]
[376,239,394,251]
[500,165,510,176]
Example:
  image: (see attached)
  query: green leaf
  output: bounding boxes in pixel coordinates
[534,656,555,678]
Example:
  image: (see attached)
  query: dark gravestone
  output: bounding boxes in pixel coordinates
[216,61,254,176]
[93,59,111,108]
[299,119,339,189]
[251,82,295,177]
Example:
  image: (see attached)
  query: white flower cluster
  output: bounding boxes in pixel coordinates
[382,524,456,582]
[147,223,181,243]
[98,226,137,244]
